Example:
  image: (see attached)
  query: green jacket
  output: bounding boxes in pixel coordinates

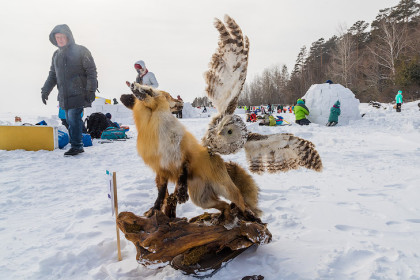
[328,101,341,122]
[395,93,403,104]
[269,115,276,126]
[293,104,309,121]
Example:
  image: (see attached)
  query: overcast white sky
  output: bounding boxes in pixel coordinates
[0,0,398,115]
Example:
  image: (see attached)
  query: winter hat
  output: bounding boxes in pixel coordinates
[105,113,112,119]
[334,100,340,107]
[398,90,402,94]
[297,99,304,105]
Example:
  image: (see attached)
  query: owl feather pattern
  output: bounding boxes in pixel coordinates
[246,133,323,174]
[202,15,323,173]
[204,15,249,116]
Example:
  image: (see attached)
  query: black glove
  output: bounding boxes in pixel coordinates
[86,91,96,103]
[41,92,48,105]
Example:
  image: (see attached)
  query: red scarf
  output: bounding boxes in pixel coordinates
[140,69,148,78]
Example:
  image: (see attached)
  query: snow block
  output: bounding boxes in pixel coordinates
[85,100,134,124]
[302,83,361,125]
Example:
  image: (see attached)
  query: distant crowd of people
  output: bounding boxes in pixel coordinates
[245,98,340,127]
[244,87,407,127]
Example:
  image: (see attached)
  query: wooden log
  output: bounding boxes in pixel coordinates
[117,205,272,275]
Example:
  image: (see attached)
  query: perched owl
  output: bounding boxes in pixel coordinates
[202,15,323,173]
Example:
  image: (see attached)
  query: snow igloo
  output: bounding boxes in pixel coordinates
[301,83,361,125]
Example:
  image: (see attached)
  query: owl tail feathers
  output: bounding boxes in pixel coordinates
[296,138,323,172]
[225,161,262,218]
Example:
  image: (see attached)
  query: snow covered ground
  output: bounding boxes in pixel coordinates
[1,101,420,280]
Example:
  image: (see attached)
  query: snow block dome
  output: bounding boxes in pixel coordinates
[302,83,361,125]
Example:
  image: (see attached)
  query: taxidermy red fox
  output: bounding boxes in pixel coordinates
[120,84,262,220]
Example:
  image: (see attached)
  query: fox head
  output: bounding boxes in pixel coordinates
[120,82,183,113]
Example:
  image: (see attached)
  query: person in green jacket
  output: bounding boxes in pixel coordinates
[326,100,341,126]
[395,90,403,112]
[293,99,310,125]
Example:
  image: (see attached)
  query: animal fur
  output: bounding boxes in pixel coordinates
[120,84,262,219]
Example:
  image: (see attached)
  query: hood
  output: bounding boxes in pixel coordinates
[49,24,75,47]
[334,100,340,107]
[135,60,146,70]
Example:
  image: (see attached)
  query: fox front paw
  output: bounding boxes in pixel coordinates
[176,187,189,204]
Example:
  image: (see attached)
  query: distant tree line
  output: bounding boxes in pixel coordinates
[238,0,420,105]
[192,96,211,107]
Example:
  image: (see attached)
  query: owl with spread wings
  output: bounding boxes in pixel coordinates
[201,15,323,174]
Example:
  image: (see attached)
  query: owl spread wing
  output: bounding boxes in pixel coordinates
[204,15,249,116]
[245,133,323,174]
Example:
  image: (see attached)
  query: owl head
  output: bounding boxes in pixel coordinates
[203,114,248,155]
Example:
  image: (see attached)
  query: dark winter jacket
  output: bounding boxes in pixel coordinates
[328,100,341,123]
[293,100,309,121]
[41,24,98,110]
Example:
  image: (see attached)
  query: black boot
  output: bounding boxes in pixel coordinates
[64,147,84,156]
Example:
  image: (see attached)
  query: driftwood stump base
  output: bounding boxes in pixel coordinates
[117,206,272,276]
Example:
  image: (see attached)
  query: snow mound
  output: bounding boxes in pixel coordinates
[182,102,202,118]
[302,83,361,125]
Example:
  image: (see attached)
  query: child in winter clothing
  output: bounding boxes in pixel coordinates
[105,113,120,128]
[293,99,311,125]
[249,112,257,122]
[326,100,341,126]
[269,115,276,126]
[395,90,403,112]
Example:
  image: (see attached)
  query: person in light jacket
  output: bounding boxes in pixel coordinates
[134,60,159,88]
[395,90,403,112]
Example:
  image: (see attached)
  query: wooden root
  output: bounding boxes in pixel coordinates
[117,205,272,275]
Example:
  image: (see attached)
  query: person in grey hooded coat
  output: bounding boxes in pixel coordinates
[134,60,159,88]
[41,24,98,156]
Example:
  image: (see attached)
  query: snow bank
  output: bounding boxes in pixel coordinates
[182,102,202,118]
[84,99,133,125]
[84,97,247,123]
[302,83,361,125]
[1,101,420,279]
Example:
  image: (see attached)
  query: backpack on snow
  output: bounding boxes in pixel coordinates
[100,127,127,140]
[85,112,109,139]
